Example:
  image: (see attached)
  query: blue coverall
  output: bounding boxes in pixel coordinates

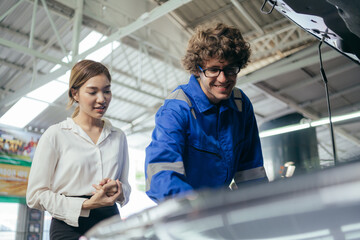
[145,75,267,203]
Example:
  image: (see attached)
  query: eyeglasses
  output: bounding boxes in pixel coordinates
[198,65,240,78]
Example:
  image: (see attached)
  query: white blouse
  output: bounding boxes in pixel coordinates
[26,118,131,227]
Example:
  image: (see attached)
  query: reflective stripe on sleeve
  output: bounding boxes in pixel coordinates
[234,166,266,183]
[167,89,196,119]
[146,161,185,191]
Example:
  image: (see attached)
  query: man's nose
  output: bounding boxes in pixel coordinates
[217,70,227,83]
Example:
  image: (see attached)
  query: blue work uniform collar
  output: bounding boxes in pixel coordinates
[186,75,240,113]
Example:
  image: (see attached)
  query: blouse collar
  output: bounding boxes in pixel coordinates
[60,117,115,145]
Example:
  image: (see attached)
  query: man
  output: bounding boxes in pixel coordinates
[145,22,267,203]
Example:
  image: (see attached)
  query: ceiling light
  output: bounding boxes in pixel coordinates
[311,110,360,127]
[0,97,48,128]
[0,30,119,129]
[260,123,310,138]
[26,80,68,103]
[260,110,360,138]
[309,118,329,127]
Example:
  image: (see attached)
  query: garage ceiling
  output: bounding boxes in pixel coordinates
[1,0,359,166]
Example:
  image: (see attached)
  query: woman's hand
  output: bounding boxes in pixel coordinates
[82,179,121,210]
[97,178,118,197]
[97,178,125,203]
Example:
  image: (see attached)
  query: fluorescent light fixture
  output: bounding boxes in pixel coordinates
[341,222,360,232]
[0,97,49,128]
[285,165,296,178]
[333,111,360,122]
[311,110,360,127]
[27,80,68,103]
[260,123,310,138]
[263,229,330,240]
[310,118,329,127]
[260,110,360,138]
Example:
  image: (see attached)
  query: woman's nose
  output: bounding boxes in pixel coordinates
[97,94,105,103]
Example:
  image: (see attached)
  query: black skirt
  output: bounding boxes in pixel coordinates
[50,202,119,240]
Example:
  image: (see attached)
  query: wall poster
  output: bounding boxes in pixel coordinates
[0,127,40,203]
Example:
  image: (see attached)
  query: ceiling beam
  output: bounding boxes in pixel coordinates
[71,0,83,58]
[0,37,71,67]
[243,18,289,39]
[0,0,185,84]
[0,25,51,49]
[0,59,27,72]
[28,0,38,49]
[73,0,192,62]
[231,0,263,34]
[75,0,187,62]
[258,107,296,125]
[2,65,69,107]
[2,0,190,107]
[300,84,360,108]
[110,57,173,95]
[251,24,298,44]
[0,0,25,22]
[237,46,341,86]
[250,25,315,60]
[187,3,233,28]
[2,20,73,94]
[278,64,357,94]
[40,0,70,61]
[111,79,164,101]
[111,95,151,110]
[255,81,360,148]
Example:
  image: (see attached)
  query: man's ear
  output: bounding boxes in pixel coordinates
[194,70,201,78]
[71,88,79,102]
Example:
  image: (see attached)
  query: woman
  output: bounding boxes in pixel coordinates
[26,60,131,239]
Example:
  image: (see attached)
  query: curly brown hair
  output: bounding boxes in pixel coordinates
[182,22,251,75]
